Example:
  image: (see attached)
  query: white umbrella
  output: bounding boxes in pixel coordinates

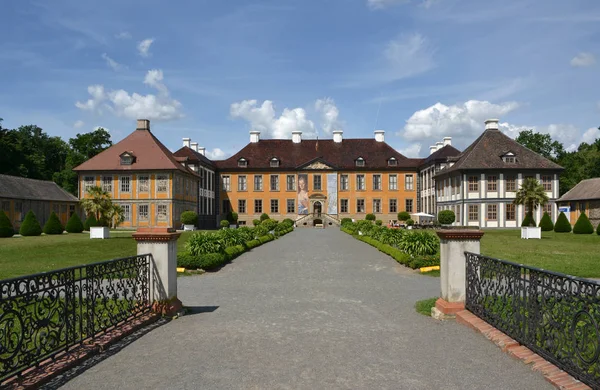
[411,212,435,218]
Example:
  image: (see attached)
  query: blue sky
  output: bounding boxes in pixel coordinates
[1,0,599,159]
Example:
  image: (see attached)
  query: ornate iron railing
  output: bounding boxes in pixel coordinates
[0,254,152,382]
[465,252,600,389]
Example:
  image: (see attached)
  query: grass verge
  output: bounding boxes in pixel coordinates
[415,297,437,316]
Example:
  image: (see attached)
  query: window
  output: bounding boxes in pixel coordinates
[506,204,516,221]
[340,175,349,191]
[543,203,552,215]
[15,201,23,221]
[373,199,381,213]
[389,174,397,190]
[270,158,279,168]
[487,204,497,220]
[487,176,497,192]
[120,176,131,193]
[373,174,382,190]
[356,157,365,167]
[238,175,247,191]
[356,174,365,190]
[122,204,131,221]
[405,174,414,191]
[505,176,516,192]
[157,175,168,193]
[286,175,295,191]
[388,157,398,167]
[468,205,479,221]
[222,175,231,191]
[271,199,279,213]
[579,202,586,213]
[503,155,516,163]
[313,175,322,191]
[468,176,479,192]
[270,175,279,191]
[238,200,246,214]
[238,158,248,168]
[340,199,349,213]
[254,199,262,214]
[138,204,149,221]
[389,199,397,213]
[456,206,461,223]
[254,175,263,191]
[541,175,552,191]
[69,204,75,217]
[356,199,365,213]
[405,199,414,213]
[222,200,231,214]
[102,176,112,192]
[157,204,168,221]
[120,153,134,165]
[287,199,295,214]
[84,176,95,192]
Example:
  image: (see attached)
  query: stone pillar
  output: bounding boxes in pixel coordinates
[132,227,183,316]
[432,230,484,320]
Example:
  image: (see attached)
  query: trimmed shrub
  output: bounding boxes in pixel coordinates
[375,219,383,226]
[356,220,374,235]
[200,253,229,270]
[573,212,594,234]
[538,212,554,232]
[554,212,572,233]
[407,255,440,269]
[406,218,414,226]
[521,211,535,227]
[252,219,261,226]
[340,218,352,226]
[258,234,274,244]
[19,210,42,236]
[282,218,295,226]
[0,210,14,237]
[84,214,98,231]
[65,213,84,233]
[438,210,456,225]
[226,211,238,224]
[220,220,230,228]
[397,211,410,221]
[261,218,278,231]
[245,239,261,249]
[177,252,202,269]
[225,245,246,260]
[365,213,376,221]
[180,211,197,225]
[260,213,270,221]
[597,222,600,236]
[43,212,64,235]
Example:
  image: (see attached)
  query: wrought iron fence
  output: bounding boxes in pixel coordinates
[465,252,600,389]
[0,254,152,382]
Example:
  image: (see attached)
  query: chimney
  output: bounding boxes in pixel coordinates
[429,145,437,155]
[333,130,343,143]
[198,147,206,156]
[374,130,385,143]
[436,141,444,150]
[443,137,452,146]
[292,130,302,144]
[250,130,260,143]
[190,142,198,152]
[485,119,499,130]
[137,119,150,131]
[182,137,191,148]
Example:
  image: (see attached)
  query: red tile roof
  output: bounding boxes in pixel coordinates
[173,147,216,168]
[213,139,422,171]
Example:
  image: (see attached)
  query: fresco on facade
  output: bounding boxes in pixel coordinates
[298,174,309,215]
[327,173,338,214]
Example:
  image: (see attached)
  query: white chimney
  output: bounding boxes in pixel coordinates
[137,119,150,131]
[429,145,437,155]
[436,141,444,150]
[333,130,343,143]
[198,147,206,156]
[485,119,499,130]
[183,137,191,148]
[443,137,452,146]
[292,130,302,144]
[250,130,260,143]
[374,130,385,143]
[190,142,198,152]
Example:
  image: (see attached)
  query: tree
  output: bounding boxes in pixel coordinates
[84,214,98,231]
[43,212,64,235]
[538,212,554,231]
[515,130,565,161]
[19,210,42,236]
[554,212,572,233]
[80,186,112,223]
[0,210,14,237]
[438,210,456,225]
[513,178,549,226]
[573,213,594,234]
[105,204,125,229]
[65,213,84,233]
[397,211,411,221]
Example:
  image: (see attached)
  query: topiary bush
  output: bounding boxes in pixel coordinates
[258,234,274,244]
[365,213,376,221]
[180,211,197,225]
[245,239,261,249]
[253,219,261,226]
[397,211,410,221]
[0,210,14,238]
[177,252,202,269]
[224,245,245,260]
[261,218,278,231]
[43,212,64,235]
[438,210,456,225]
[200,253,229,270]
[19,210,42,236]
[282,218,295,226]
[375,219,383,226]
[597,222,600,236]
[573,212,594,234]
[406,218,414,226]
[538,212,554,232]
[84,214,98,231]
[340,218,352,226]
[521,211,536,227]
[220,220,230,228]
[554,212,572,233]
[65,213,84,233]
[260,213,270,221]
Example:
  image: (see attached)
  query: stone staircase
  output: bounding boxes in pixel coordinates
[295,213,340,228]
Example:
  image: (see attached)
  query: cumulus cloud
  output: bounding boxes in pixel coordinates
[137,38,154,57]
[399,143,422,157]
[115,31,131,40]
[73,120,84,128]
[367,0,409,9]
[581,127,600,144]
[75,70,183,121]
[205,148,228,160]
[101,53,125,71]
[570,52,596,67]
[315,97,341,134]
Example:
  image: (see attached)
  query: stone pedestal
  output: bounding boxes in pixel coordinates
[132,227,183,316]
[432,230,484,320]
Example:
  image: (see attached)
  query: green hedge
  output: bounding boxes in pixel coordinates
[220,220,230,228]
[43,212,64,235]
[245,239,261,249]
[65,213,84,233]
[573,212,594,234]
[258,234,274,244]
[225,244,246,260]
[20,210,42,236]
[554,212,572,233]
[0,210,14,238]
[538,212,554,231]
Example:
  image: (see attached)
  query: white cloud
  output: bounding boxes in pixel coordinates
[230,100,317,139]
[315,97,341,134]
[581,127,599,144]
[75,85,107,111]
[73,120,84,128]
[367,0,409,9]
[101,53,125,71]
[570,52,596,67]
[399,143,422,157]
[144,69,168,94]
[137,38,154,57]
[205,148,228,160]
[115,31,131,40]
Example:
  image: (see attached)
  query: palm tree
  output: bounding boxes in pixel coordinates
[105,204,125,229]
[513,177,549,226]
[80,186,111,224]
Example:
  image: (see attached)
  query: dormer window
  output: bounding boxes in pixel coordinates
[238,158,248,168]
[120,152,135,166]
[388,157,398,167]
[356,157,365,167]
[502,152,516,164]
[270,157,280,168]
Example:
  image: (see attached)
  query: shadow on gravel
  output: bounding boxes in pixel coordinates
[185,305,219,315]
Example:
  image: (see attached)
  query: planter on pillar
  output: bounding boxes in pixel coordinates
[132,227,183,316]
[432,229,484,320]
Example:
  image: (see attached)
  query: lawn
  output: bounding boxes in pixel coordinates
[0,231,197,280]
[481,229,600,279]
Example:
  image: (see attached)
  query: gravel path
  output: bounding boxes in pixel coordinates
[59,228,551,389]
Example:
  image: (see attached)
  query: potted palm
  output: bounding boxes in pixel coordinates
[181,211,197,231]
[80,186,112,239]
[514,177,548,239]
